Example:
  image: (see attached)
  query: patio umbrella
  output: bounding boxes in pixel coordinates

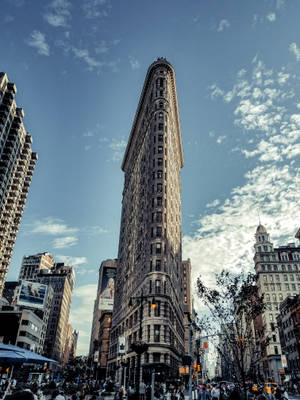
[0,343,56,364]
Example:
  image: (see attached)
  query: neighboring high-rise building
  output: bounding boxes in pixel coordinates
[253,225,300,383]
[37,262,75,364]
[1,280,53,354]
[0,72,38,296]
[89,259,117,358]
[97,311,112,380]
[277,294,300,381]
[19,252,55,281]
[182,259,192,355]
[108,58,185,382]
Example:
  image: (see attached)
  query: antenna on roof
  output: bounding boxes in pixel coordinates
[258,208,261,225]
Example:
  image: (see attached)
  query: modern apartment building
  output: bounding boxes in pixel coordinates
[108,58,185,383]
[0,72,37,296]
[89,259,117,357]
[19,252,55,281]
[253,225,300,383]
[37,263,75,364]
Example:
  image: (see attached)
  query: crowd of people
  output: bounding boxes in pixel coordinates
[0,379,298,400]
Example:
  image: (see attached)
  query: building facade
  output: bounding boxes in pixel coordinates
[89,259,117,358]
[19,252,55,281]
[108,58,185,383]
[253,225,300,383]
[0,72,37,296]
[277,294,300,382]
[37,263,75,364]
[0,307,44,353]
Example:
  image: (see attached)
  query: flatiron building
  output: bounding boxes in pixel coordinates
[108,58,185,381]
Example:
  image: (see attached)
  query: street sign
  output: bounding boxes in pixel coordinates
[118,336,126,355]
[281,354,287,368]
[94,351,99,362]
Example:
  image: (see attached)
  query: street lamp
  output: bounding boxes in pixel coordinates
[128,290,156,399]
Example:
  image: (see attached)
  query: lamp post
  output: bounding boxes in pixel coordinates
[129,291,156,400]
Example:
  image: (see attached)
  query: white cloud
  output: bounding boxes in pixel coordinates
[56,255,87,266]
[26,31,50,56]
[267,12,276,22]
[95,39,120,54]
[129,56,140,70]
[216,135,226,144]
[289,42,300,62]
[31,217,78,236]
[82,0,109,19]
[84,225,108,235]
[70,284,98,354]
[217,19,230,32]
[71,46,119,72]
[44,0,71,27]
[108,139,127,162]
[52,236,78,249]
[188,58,300,310]
[210,84,224,99]
[84,145,92,151]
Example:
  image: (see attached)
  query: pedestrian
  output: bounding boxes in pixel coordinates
[211,386,220,400]
[140,381,147,400]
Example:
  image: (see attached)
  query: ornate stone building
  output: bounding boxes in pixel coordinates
[254,225,300,383]
[108,58,185,383]
[0,72,37,296]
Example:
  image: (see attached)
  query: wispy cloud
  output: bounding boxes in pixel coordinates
[289,42,300,62]
[129,56,140,70]
[56,255,87,266]
[2,15,14,24]
[108,139,127,162]
[83,225,108,235]
[26,31,50,56]
[266,12,276,22]
[82,0,110,19]
[70,284,97,354]
[216,135,226,144]
[217,19,230,32]
[31,217,78,236]
[95,39,120,54]
[44,0,71,27]
[52,236,78,249]
[71,46,119,72]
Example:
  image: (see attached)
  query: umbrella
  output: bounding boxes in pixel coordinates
[0,343,56,364]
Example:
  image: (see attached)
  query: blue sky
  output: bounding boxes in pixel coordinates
[1,0,300,355]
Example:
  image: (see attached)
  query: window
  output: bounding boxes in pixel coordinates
[158,123,164,131]
[155,280,161,294]
[263,275,267,282]
[154,301,161,317]
[272,294,277,301]
[155,259,161,271]
[158,134,163,142]
[157,158,163,166]
[279,293,283,301]
[157,170,163,179]
[269,275,273,282]
[156,243,162,254]
[290,275,294,281]
[147,326,150,342]
[154,326,160,342]
[264,246,268,251]
[275,275,280,281]
[157,197,162,206]
[274,346,278,355]
[153,352,161,362]
[281,265,286,271]
[156,212,162,222]
[158,146,163,154]
[156,226,162,237]
[269,314,273,321]
[288,265,292,271]
[285,283,290,290]
[267,265,272,271]
[265,294,270,301]
[157,183,162,192]
[261,265,265,271]
[284,274,288,281]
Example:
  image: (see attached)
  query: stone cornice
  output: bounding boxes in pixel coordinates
[121,58,184,172]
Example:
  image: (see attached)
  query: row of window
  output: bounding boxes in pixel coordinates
[263,282,299,291]
[262,273,300,282]
[260,264,298,271]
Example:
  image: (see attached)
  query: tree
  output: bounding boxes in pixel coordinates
[197,270,269,397]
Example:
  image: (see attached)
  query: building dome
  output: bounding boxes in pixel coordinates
[256,224,267,233]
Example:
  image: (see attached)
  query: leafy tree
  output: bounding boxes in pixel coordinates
[197,270,269,397]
